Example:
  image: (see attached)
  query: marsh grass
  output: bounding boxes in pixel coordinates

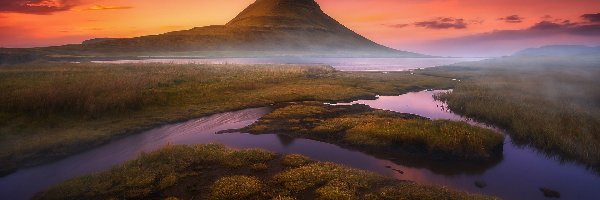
[281,154,311,167]
[247,103,504,161]
[427,56,600,169]
[0,62,455,175]
[0,63,328,116]
[35,144,497,200]
[210,176,265,200]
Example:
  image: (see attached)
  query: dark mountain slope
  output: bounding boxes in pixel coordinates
[1,0,426,60]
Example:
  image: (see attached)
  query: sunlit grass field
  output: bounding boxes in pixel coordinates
[0,62,455,175]
[425,56,600,170]
[35,144,497,200]
[247,103,504,161]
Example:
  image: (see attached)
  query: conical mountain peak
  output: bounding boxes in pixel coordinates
[226,0,342,30]
[62,0,424,57]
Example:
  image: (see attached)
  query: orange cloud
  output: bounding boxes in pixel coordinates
[0,0,80,14]
[85,5,132,11]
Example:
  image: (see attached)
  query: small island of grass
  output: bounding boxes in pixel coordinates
[35,144,497,200]
[245,102,504,161]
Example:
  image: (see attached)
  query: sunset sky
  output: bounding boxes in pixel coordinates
[1,0,599,56]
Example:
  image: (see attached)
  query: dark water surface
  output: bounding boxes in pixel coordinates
[1,91,598,200]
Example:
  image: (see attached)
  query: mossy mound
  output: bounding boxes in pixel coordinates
[35,144,497,200]
[247,102,504,161]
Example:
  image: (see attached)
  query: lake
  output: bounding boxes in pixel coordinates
[93,57,485,71]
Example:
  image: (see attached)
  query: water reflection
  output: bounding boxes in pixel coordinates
[0,108,272,200]
[334,90,498,130]
[1,91,599,200]
[337,90,600,200]
[276,134,296,147]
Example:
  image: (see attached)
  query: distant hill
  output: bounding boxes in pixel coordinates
[81,38,122,45]
[9,0,425,59]
[514,45,600,57]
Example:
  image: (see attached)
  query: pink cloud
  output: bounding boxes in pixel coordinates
[0,0,80,14]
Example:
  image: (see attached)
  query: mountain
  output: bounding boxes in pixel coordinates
[23,0,424,58]
[514,45,600,57]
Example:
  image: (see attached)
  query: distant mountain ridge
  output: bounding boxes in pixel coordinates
[41,0,424,58]
[514,45,600,56]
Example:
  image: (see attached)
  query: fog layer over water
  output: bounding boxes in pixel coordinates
[93,57,485,71]
[1,90,598,200]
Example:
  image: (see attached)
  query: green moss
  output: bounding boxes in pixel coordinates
[266,104,330,119]
[315,180,356,200]
[224,148,276,168]
[35,144,497,200]
[158,174,178,190]
[363,184,493,200]
[281,154,311,167]
[272,195,297,200]
[210,176,264,200]
[34,144,274,200]
[248,103,504,161]
[272,163,354,193]
[251,163,269,171]
[344,119,504,160]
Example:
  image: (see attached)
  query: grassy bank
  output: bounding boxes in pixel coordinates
[0,62,455,175]
[246,102,504,161]
[425,56,600,169]
[35,144,497,200]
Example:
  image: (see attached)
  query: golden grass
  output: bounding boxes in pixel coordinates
[0,62,455,174]
[35,144,497,200]
[281,154,311,168]
[210,176,264,200]
[248,103,504,160]
[427,56,600,169]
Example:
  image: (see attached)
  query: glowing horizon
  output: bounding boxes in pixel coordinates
[1,0,599,56]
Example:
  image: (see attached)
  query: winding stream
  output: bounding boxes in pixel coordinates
[0,90,598,200]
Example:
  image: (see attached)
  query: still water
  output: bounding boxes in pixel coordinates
[0,90,598,200]
[93,57,484,71]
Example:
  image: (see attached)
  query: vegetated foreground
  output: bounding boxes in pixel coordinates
[246,102,504,161]
[35,144,497,200]
[425,55,600,170]
[0,62,455,175]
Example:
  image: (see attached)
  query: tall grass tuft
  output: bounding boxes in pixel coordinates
[429,56,600,169]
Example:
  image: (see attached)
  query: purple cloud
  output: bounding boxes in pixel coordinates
[414,17,468,29]
[434,19,600,45]
[385,23,409,28]
[498,15,524,23]
[581,13,600,23]
[530,21,571,30]
[0,0,80,14]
